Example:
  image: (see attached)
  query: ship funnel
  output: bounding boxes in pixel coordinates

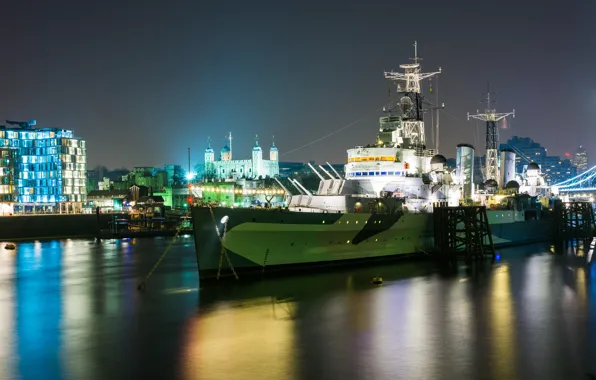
[456,143,475,201]
[500,149,516,189]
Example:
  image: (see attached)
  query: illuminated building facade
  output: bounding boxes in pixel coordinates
[0,125,87,214]
[500,136,576,185]
[192,182,286,208]
[573,146,588,173]
[204,134,279,181]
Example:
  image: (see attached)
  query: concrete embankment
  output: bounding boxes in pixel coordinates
[0,214,114,241]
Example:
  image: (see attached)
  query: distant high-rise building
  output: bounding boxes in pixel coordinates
[0,122,86,214]
[500,136,576,185]
[573,146,588,173]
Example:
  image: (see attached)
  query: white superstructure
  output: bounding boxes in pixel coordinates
[285,42,462,213]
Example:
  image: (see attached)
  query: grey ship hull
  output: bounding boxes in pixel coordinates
[191,207,552,279]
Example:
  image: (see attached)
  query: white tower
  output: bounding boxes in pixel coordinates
[467,84,515,186]
[269,136,278,161]
[383,41,441,146]
[252,134,263,178]
[204,137,215,179]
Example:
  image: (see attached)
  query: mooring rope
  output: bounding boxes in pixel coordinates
[208,206,239,280]
[137,212,191,291]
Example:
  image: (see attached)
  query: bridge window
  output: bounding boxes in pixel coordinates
[355,172,362,176]
[368,171,374,176]
[381,171,387,175]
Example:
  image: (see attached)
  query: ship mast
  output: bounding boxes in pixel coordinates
[384,41,441,146]
[467,83,515,186]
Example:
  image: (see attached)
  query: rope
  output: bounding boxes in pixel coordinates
[280,103,390,158]
[208,206,239,280]
[137,212,191,291]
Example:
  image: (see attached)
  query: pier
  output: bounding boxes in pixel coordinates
[433,205,495,260]
[553,200,595,241]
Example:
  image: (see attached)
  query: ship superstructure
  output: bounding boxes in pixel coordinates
[284,42,460,213]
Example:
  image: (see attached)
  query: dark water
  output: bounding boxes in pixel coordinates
[0,237,595,380]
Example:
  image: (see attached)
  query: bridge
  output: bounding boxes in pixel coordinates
[552,165,596,195]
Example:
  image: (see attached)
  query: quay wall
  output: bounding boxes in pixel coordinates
[0,214,114,240]
[491,219,553,247]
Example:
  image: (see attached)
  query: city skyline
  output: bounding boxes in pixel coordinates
[1,0,594,169]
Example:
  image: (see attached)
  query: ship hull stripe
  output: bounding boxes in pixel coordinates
[191,207,552,279]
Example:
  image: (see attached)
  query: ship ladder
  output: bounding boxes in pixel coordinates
[208,206,239,280]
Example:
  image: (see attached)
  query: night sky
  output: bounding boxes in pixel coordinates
[1,0,594,169]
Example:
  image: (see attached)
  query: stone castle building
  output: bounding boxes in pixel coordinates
[205,134,279,180]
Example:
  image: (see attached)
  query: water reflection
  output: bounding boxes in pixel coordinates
[15,240,64,380]
[182,297,297,380]
[489,263,517,379]
[1,240,596,379]
[0,245,15,380]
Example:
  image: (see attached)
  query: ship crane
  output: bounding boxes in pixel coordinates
[5,119,36,129]
[467,83,514,187]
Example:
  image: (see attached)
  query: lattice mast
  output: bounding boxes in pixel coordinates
[467,83,515,185]
[384,41,441,146]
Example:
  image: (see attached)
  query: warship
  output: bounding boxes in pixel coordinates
[191,42,551,279]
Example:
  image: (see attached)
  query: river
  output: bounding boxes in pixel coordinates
[0,237,594,379]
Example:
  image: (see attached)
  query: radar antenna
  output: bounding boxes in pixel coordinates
[467,82,515,186]
[384,41,441,94]
[383,41,441,146]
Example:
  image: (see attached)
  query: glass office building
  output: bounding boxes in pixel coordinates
[0,126,86,214]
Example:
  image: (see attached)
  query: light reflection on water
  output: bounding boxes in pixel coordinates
[0,239,595,379]
[182,297,297,380]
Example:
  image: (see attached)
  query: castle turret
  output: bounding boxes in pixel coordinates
[204,137,214,164]
[252,135,263,178]
[269,136,278,161]
[221,144,231,161]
